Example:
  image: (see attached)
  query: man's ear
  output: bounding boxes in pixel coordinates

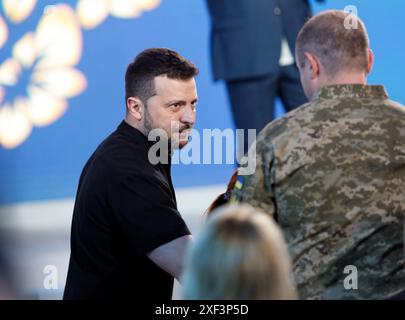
[304,52,321,80]
[366,48,374,75]
[127,97,144,121]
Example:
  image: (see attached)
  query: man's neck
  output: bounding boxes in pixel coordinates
[310,73,368,101]
[325,72,367,86]
[124,116,147,137]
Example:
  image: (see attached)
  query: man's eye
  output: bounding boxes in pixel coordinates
[171,103,181,109]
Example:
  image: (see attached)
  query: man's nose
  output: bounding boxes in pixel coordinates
[181,105,195,125]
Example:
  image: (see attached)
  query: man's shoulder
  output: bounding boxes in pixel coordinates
[382,98,405,117]
[85,131,154,179]
[257,95,405,143]
[255,101,315,147]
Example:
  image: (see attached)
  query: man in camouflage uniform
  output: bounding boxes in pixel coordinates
[232,10,405,299]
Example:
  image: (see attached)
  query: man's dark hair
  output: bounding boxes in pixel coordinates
[125,48,199,105]
[296,10,369,76]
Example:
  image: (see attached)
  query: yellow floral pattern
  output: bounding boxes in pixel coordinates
[0,4,85,148]
[0,0,162,149]
[76,0,161,29]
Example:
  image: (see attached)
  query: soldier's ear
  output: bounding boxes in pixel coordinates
[127,97,144,121]
[304,52,320,80]
[366,49,374,75]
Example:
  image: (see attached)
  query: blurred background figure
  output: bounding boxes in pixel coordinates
[182,204,297,300]
[205,0,325,154]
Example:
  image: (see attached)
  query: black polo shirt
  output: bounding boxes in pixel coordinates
[63,121,191,300]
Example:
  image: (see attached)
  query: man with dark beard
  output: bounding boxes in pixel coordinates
[64,48,199,300]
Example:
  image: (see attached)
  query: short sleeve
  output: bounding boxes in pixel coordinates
[110,172,191,255]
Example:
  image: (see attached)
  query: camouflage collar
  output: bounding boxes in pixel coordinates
[314,84,388,100]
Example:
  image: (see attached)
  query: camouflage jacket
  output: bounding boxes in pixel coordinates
[233,84,405,299]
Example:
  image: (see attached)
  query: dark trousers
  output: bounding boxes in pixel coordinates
[226,64,307,155]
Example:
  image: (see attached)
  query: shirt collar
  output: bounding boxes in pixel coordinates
[314,84,388,100]
[117,120,152,148]
[117,120,173,162]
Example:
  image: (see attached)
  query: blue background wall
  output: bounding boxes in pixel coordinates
[1,0,404,204]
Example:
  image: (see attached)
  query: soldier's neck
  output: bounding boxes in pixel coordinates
[324,72,368,87]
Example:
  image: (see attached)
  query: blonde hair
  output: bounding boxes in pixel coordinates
[182,204,297,300]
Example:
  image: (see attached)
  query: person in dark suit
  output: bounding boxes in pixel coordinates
[205,0,324,153]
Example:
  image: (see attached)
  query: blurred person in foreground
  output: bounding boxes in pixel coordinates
[232,10,405,299]
[64,48,198,300]
[183,204,297,300]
